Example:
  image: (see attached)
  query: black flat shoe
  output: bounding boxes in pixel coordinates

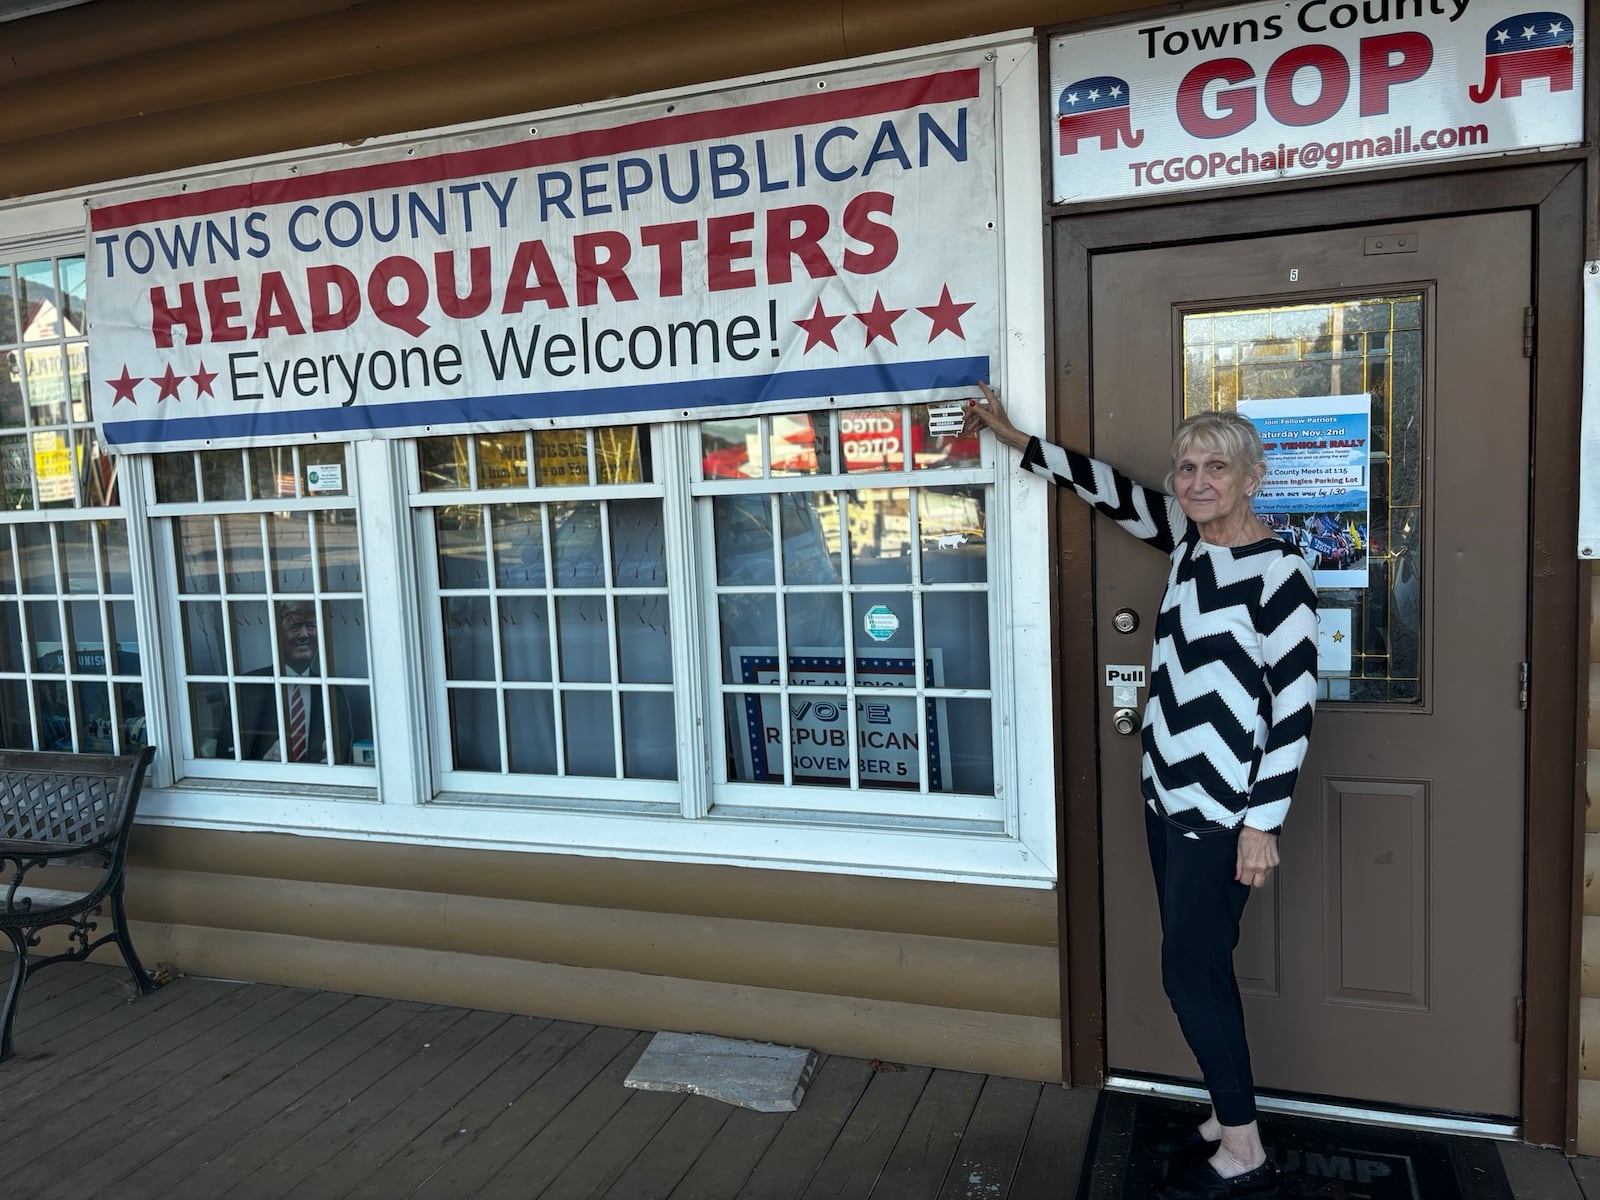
[1144,1125,1221,1157]
[1157,1158,1279,1199]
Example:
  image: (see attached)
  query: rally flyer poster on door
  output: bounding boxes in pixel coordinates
[1237,395,1371,589]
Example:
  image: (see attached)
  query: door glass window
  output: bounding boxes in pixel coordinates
[1182,294,1423,704]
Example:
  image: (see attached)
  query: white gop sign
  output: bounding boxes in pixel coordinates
[1049,0,1584,203]
[87,54,1000,453]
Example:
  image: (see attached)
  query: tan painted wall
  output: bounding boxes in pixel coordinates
[84,828,1064,1080]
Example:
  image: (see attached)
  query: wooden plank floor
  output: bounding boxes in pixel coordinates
[8,959,1600,1198]
[0,961,1096,1199]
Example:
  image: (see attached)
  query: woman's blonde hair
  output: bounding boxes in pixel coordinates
[1165,410,1267,493]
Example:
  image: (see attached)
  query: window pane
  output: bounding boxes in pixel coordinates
[221,514,267,593]
[0,437,35,509]
[841,410,904,472]
[505,690,557,774]
[848,489,911,580]
[942,697,993,795]
[322,599,369,678]
[60,522,98,593]
[304,447,348,498]
[436,506,486,588]
[0,352,22,429]
[0,600,23,671]
[449,688,500,770]
[270,513,315,593]
[701,417,758,479]
[101,520,131,593]
[551,502,604,587]
[17,524,55,593]
[23,345,66,426]
[770,414,831,477]
[492,504,545,587]
[782,492,840,584]
[0,679,27,748]
[154,453,198,502]
[597,426,646,484]
[250,447,299,500]
[923,592,990,689]
[621,691,675,779]
[919,487,987,583]
[556,596,610,683]
[714,495,774,586]
[500,596,552,682]
[912,402,980,471]
[315,512,362,592]
[609,498,665,587]
[720,593,775,684]
[616,596,669,684]
[533,429,589,486]
[199,449,246,501]
[189,681,231,758]
[176,516,220,593]
[26,600,61,670]
[724,692,779,784]
[785,593,845,660]
[443,596,494,681]
[109,600,139,673]
[562,691,614,777]
[419,436,469,491]
[477,432,528,489]
[182,601,226,674]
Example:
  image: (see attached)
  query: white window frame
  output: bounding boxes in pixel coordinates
[0,33,1057,887]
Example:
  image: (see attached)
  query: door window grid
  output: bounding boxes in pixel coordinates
[0,254,115,511]
[1182,295,1423,704]
[150,444,373,770]
[413,427,677,793]
[0,519,146,755]
[699,408,997,808]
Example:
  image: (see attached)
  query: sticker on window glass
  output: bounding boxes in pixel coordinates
[306,464,343,494]
[863,604,899,642]
[926,402,966,436]
[1317,608,1352,675]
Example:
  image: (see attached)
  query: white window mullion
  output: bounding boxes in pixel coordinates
[355,437,426,804]
[666,422,711,817]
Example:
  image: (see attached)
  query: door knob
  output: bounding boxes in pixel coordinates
[1112,608,1140,634]
[1112,707,1139,736]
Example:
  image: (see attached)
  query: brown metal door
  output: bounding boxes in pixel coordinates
[1093,213,1529,1116]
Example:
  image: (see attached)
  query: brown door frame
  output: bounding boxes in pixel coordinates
[1051,161,1587,1149]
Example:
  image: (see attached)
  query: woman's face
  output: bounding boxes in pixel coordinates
[1172,439,1258,530]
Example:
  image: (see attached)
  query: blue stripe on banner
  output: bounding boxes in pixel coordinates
[102,357,990,447]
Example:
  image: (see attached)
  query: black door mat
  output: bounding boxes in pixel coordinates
[1076,1091,1513,1200]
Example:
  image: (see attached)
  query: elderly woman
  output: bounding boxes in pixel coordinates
[967,381,1317,1200]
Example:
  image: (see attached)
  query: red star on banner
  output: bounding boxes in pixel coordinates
[854,293,906,347]
[794,299,846,352]
[154,364,184,402]
[192,362,218,399]
[918,285,976,341]
[106,367,142,406]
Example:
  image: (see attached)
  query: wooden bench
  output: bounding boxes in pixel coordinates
[0,746,161,1061]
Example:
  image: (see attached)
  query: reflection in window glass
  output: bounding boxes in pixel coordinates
[702,405,995,798]
[152,446,374,769]
[1183,294,1423,704]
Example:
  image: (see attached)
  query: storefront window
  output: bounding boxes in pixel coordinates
[0,250,140,753]
[151,444,374,772]
[414,426,675,789]
[700,407,995,804]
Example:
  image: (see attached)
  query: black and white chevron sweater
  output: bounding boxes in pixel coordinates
[1020,436,1318,834]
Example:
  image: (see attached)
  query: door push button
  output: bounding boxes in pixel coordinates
[1112,707,1140,736]
[1112,607,1140,634]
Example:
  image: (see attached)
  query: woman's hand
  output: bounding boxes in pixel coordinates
[963,380,1031,452]
[1236,827,1280,888]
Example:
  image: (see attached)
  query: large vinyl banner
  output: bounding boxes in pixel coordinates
[89,56,997,452]
[1049,0,1584,203]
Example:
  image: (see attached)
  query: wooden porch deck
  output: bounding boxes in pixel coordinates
[7,959,1600,1199]
[0,960,1094,1199]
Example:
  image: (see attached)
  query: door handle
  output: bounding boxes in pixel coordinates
[1112,707,1139,736]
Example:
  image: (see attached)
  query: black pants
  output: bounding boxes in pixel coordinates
[1144,802,1258,1126]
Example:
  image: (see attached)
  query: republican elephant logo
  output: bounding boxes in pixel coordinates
[1057,76,1145,155]
[1469,11,1575,102]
